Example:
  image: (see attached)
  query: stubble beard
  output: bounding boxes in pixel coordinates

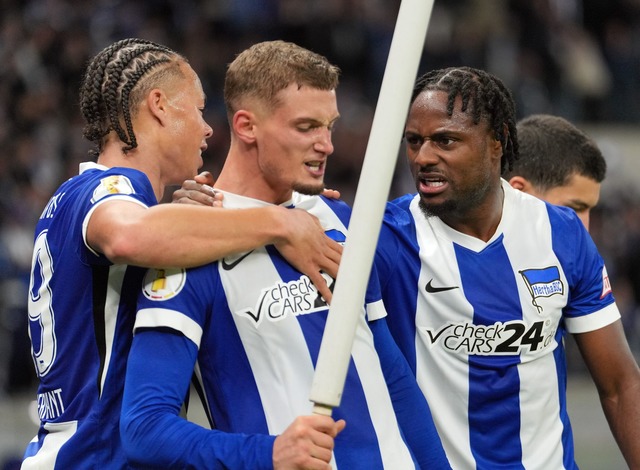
[293,182,325,196]
[417,174,493,221]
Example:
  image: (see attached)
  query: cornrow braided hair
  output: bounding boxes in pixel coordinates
[79,38,183,157]
[411,66,519,174]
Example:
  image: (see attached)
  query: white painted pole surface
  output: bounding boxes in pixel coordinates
[310,0,435,415]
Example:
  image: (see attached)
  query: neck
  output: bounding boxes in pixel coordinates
[97,145,163,202]
[215,148,292,204]
[439,183,505,242]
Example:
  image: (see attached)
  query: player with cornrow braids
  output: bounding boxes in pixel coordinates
[22,38,342,469]
[375,66,640,468]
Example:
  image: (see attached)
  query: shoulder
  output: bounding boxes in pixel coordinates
[504,181,583,232]
[89,167,155,206]
[383,193,417,231]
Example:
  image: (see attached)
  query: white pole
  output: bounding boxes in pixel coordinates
[310,0,435,415]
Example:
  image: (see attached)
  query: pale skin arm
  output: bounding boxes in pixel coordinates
[273,415,346,470]
[573,319,640,468]
[86,198,341,302]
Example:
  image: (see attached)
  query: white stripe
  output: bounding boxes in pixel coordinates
[134,308,203,347]
[100,264,127,397]
[410,196,476,469]
[565,303,620,333]
[351,317,415,468]
[502,187,565,469]
[219,247,316,434]
[21,421,78,469]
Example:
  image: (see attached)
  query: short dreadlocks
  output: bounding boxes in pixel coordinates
[411,66,519,174]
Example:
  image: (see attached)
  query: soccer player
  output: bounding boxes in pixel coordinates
[375,67,640,469]
[504,113,607,230]
[120,40,448,469]
[22,38,342,469]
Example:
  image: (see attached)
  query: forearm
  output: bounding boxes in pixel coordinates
[574,322,640,468]
[121,330,276,469]
[102,203,290,268]
[600,382,640,468]
[122,408,275,469]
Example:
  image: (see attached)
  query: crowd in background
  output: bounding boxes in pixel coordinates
[2,0,640,396]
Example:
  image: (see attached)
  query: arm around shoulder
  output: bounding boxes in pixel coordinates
[86,200,341,295]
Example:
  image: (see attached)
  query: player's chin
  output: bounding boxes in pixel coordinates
[293,181,325,196]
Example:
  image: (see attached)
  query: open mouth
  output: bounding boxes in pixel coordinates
[305,161,325,175]
[418,173,448,194]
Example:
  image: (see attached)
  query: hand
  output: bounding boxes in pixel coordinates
[275,209,342,303]
[321,188,340,199]
[273,415,346,470]
[172,171,223,207]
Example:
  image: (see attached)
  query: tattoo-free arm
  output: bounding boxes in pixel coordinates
[574,320,640,468]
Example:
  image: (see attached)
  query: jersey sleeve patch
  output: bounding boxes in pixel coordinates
[142,268,186,301]
[601,265,612,299]
[91,175,135,203]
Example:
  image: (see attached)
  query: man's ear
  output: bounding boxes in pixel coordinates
[508,175,531,192]
[233,110,257,144]
[146,88,168,125]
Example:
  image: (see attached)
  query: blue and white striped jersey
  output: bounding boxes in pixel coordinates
[375,180,620,470]
[122,191,447,469]
[22,163,155,469]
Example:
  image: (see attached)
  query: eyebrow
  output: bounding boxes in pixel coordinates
[565,200,591,211]
[293,115,340,126]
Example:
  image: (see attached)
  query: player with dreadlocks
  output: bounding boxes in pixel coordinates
[21,38,341,469]
[374,66,640,468]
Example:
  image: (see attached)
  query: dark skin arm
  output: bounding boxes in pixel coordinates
[172,171,341,206]
[573,319,640,468]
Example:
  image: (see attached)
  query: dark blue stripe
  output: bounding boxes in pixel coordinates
[454,236,525,469]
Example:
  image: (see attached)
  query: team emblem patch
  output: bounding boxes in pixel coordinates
[519,266,564,314]
[142,268,186,301]
[91,175,135,203]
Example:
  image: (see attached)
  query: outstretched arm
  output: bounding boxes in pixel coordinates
[574,319,640,468]
[121,329,344,469]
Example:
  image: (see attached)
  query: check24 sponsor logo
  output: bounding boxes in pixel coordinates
[420,319,557,355]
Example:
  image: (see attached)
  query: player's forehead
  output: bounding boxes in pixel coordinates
[541,173,601,209]
[407,90,486,134]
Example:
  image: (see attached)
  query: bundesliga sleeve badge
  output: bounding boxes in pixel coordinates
[90,175,135,203]
[142,268,186,301]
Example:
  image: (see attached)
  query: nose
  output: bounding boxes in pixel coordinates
[314,128,334,155]
[203,120,213,139]
[409,139,438,166]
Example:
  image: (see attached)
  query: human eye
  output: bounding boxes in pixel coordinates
[296,122,315,132]
[403,132,423,147]
[433,135,456,148]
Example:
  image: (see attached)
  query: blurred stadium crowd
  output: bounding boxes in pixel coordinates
[1,0,640,399]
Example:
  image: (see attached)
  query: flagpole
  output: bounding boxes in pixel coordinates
[309,0,435,415]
